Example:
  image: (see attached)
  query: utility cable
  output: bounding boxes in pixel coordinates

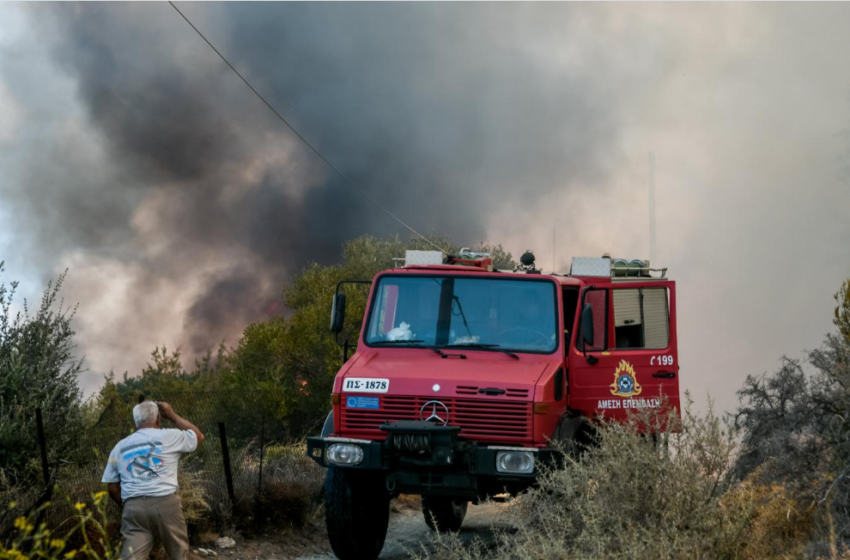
[168,1,448,254]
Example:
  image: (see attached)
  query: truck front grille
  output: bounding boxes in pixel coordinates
[340,395,532,443]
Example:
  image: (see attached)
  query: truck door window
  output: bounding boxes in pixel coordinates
[613,287,669,350]
[580,289,607,352]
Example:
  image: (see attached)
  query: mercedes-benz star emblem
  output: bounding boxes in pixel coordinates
[420,401,450,426]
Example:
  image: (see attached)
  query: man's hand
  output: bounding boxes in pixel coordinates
[157,401,206,446]
[156,402,176,420]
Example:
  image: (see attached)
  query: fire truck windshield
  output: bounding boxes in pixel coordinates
[364,276,558,354]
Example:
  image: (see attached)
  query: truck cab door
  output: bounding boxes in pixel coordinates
[570,282,680,422]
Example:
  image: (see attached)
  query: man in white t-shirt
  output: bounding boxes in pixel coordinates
[102,401,205,560]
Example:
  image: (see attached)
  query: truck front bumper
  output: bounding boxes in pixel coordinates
[306,422,558,498]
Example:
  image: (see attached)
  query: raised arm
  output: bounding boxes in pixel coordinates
[157,402,206,445]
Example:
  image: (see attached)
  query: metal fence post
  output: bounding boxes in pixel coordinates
[33,408,54,529]
[35,408,50,491]
[257,411,266,499]
[218,422,236,505]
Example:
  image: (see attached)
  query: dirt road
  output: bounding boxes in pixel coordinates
[295,501,508,560]
[199,499,509,560]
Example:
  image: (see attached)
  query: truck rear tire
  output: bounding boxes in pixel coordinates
[553,415,596,459]
[422,496,468,532]
[325,468,390,560]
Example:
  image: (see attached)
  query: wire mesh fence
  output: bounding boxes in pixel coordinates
[2,390,326,537]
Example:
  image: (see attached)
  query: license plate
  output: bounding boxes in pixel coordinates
[342,378,389,393]
[346,396,380,409]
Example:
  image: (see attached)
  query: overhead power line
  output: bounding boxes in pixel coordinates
[167,1,448,254]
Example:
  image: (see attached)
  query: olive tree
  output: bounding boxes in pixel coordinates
[0,263,83,485]
[734,278,850,551]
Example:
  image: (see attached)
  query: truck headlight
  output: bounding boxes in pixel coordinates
[496,450,534,474]
[327,444,364,465]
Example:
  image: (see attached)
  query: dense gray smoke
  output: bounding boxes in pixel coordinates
[1,3,849,409]
[0,3,638,380]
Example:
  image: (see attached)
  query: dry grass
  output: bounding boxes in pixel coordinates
[719,472,816,560]
[178,469,212,527]
[392,494,422,514]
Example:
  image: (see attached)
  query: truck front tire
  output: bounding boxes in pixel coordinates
[325,468,390,560]
[421,496,468,532]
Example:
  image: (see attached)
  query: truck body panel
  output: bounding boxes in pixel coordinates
[335,348,552,443]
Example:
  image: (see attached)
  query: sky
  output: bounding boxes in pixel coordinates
[0,2,848,413]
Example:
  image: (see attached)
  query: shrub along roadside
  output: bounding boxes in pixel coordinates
[419,399,823,560]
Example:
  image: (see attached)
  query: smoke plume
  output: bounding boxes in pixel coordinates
[0,3,849,411]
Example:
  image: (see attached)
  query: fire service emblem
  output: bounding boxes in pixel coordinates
[610,360,642,397]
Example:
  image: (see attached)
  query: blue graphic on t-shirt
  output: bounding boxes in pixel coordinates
[122,440,165,479]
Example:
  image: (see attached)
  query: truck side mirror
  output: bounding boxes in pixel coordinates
[580,303,595,348]
[330,293,346,333]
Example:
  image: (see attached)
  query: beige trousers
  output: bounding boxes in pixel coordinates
[120,494,188,560]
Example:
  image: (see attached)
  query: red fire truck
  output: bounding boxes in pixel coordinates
[307,250,680,560]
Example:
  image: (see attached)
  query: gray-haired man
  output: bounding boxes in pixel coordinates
[102,401,205,559]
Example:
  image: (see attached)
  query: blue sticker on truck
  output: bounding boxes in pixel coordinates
[346,396,380,409]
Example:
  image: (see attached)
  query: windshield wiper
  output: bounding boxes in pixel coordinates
[372,340,446,357]
[444,343,519,360]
